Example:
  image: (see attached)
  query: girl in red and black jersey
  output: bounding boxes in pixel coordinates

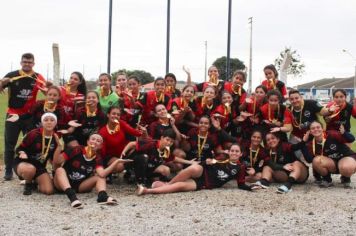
[70,91,107,146]
[261,64,287,100]
[304,121,356,188]
[98,106,147,177]
[222,70,247,109]
[253,132,309,194]
[184,116,223,162]
[238,85,267,139]
[213,91,238,132]
[169,85,197,132]
[258,89,292,142]
[53,134,122,208]
[136,143,252,195]
[135,78,171,125]
[241,130,269,183]
[194,86,219,121]
[121,75,143,127]
[14,113,61,195]
[30,86,69,131]
[60,72,87,119]
[323,89,356,133]
[164,73,181,99]
[189,65,223,92]
[115,71,128,98]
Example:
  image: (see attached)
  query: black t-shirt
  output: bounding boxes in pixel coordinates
[187,128,219,161]
[136,139,175,166]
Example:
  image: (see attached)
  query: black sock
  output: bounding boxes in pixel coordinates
[285,176,296,189]
[322,173,332,183]
[64,188,78,203]
[97,191,109,202]
[260,178,270,186]
[313,170,322,181]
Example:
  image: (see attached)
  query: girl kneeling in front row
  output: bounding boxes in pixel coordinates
[53,133,124,209]
[136,143,252,195]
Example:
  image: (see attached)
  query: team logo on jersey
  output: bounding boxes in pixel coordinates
[108,101,113,106]
[304,110,311,118]
[217,170,229,180]
[330,144,337,150]
[231,169,237,175]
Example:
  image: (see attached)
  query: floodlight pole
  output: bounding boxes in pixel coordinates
[166,0,171,74]
[107,0,113,74]
[226,0,232,81]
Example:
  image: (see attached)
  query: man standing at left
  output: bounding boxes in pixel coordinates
[0,53,47,180]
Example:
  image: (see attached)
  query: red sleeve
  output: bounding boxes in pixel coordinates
[330,130,348,144]
[240,92,247,105]
[136,139,155,152]
[283,108,292,124]
[352,103,356,118]
[281,84,287,97]
[121,120,142,137]
[20,129,38,148]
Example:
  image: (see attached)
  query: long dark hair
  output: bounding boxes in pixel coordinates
[72,71,87,97]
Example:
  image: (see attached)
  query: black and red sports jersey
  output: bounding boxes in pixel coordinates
[212,104,238,129]
[135,90,171,125]
[201,161,246,189]
[59,86,85,119]
[261,79,287,97]
[168,97,197,112]
[165,87,181,99]
[290,100,323,138]
[222,82,247,106]
[325,102,356,132]
[194,96,219,120]
[305,130,355,162]
[195,81,224,92]
[136,139,175,166]
[241,141,269,173]
[16,128,58,166]
[62,146,103,182]
[148,121,172,140]
[30,100,69,130]
[258,103,292,125]
[73,107,107,145]
[4,70,46,115]
[186,128,219,161]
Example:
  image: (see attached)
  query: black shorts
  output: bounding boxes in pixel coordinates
[13,158,48,179]
[331,154,356,174]
[68,179,83,192]
[192,175,206,190]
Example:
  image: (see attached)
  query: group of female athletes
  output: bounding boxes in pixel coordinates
[13,64,356,209]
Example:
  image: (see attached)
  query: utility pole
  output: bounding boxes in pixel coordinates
[107,0,113,74]
[226,0,232,81]
[204,41,208,82]
[248,17,253,93]
[166,0,171,74]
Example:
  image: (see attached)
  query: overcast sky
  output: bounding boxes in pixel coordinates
[1,0,356,89]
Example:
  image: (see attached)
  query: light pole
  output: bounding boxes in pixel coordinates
[166,0,171,74]
[204,41,208,82]
[248,17,253,93]
[342,49,356,98]
[107,0,113,74]
[226,0,232,81]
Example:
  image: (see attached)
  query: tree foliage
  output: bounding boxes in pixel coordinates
[274,47,305,77]
[212,56,246,81]
[111,69,155,85]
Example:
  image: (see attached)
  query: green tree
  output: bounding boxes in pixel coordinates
[112,69,155,85]
[212,56,246,81]
[274,47,305,77]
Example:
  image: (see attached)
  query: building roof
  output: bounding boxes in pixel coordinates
[297,76,355,89]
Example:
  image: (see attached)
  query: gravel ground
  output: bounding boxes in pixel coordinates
[0,168,355,236]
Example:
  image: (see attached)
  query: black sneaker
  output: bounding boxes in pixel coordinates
[319,180,333,188]
[23,183,32,195]
[106,174,113,184]
[340,176,351,188]
[4,169,13,181]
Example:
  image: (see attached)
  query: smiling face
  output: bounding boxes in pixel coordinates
[266,133,279,149]
[165,76,176,87]
[154,80,166,94]
[198,117,210,133]
[86,91,99,106]
[221,93,233,105]
[87,134,103,151]
[232,73,245,86]
[116,74,127,88]
[229,144,242,162]
[250,131,262,147]
[203,87,216,101]
[208,66,219,79]
[268,94,280,107]
[309,122,324,138]
[289,92,303,108]
[160,136,174,148]
[107,108,121,124]
[98,74,111,90]
[182,86,195,100]
[128,78,140,92]
[333,91,346,106]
